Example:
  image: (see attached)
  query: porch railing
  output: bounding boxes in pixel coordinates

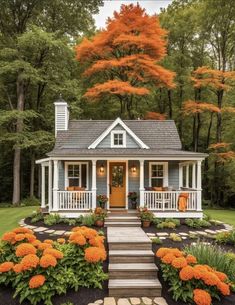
[143,190,200,211]
[57,191,93,210]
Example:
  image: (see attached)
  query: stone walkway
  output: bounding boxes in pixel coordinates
[88,297,167,305]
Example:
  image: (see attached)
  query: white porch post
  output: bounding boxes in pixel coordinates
[48,160,52,212]
[186,164,189,188]
[41,164,46,208]
[92,160,97,210]
[139,160,145,207]
[179,164,183,189]
[196,160,202,211]
[192,163,196,189]
[53,160,59,211]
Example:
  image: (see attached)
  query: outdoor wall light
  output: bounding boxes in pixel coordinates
[131,164,137,173]
[100,164,105,174]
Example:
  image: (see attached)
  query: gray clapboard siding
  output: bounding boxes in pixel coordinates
[128,161,140,207]
[96,160,107,195]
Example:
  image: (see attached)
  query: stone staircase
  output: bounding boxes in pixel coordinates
[107,212,162,297]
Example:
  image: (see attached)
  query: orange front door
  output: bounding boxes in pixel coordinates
[109,162,126,208]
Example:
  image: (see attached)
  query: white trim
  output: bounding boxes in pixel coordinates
[152,211,203,219]
[107,160,128,210]
[149,162,168,187]
[64,161,89,190]
[48,156,206,161]
[111,130,126,148]
[36,157,50,164]
[88,117,149,149]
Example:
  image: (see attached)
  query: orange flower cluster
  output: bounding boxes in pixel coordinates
[29,275,46,289]
[1,227,35,245]
[156,247,231,304]
[43,248,64,259]
[16,243,37,257]
[84,247,107,263]
[0,262,14,273]
[40,254,57,268]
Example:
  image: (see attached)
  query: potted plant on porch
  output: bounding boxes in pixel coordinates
[94,207,107,227]
[97,194,108,209]
[139,207,154,228]
[128,191,138,209]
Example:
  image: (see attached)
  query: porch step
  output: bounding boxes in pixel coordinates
[105,221,141,227]
[109,263,158,279]
[109,241,152,250]
[109,279,162,297]
[106,216,140,222]
[109,250,154,263]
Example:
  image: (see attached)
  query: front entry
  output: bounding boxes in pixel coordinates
[109,162,126,208]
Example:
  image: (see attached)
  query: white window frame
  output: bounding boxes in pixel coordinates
[111,130,126,148]
[149,162,168,187]
[65,162,89,190]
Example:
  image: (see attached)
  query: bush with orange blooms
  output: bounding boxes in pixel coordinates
[156,247,231,305]
[0,226,107,305]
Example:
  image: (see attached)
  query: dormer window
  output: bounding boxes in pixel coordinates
[111,130,126,148]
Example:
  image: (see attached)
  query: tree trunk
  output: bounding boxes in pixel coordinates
[12,75,24,205]
[195,112,201,152]
[216,90,223,143]
[30,153,35,198]
[167,90,172,119]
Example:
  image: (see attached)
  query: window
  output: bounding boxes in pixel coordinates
[65,162,88,189]
[111,130,126,147]
[149,162,168,187]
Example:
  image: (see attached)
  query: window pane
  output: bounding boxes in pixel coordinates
[113,133,123,146]
[151,178,163,187]
[81,164,87,188]
[69,178,79,187]
[112,165,124,187]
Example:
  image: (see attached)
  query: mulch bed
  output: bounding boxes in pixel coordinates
[24,217,84,231]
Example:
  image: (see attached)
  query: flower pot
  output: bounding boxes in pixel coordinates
[142,220,151,228]
[95,219,104,227]
[98,202,105,209]
[131,201,137,209]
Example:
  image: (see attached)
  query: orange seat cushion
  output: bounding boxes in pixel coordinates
[152,187,163,191]
[67,186,75,191]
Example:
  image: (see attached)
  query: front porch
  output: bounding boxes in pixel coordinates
[36,158,203,218]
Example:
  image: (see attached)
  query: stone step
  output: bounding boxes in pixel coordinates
[106,216,140,222]
[109,279,162,297]
[109,241,152,250]
[109,250,154,263]
[109,263,158,279]
[105,221,141,227]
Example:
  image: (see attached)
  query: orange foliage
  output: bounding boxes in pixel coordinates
[183,100,220,115]
[144,111,166,120]
[216,151,235,162]
[76,4,175,103]
[192,66,235,91]
[209,142,231,150]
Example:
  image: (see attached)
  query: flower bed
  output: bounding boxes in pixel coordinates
[0,226,107,305]
[156,247,232,305]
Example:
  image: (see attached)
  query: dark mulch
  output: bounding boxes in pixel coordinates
[152,238,235,305]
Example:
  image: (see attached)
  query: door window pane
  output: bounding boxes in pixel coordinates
[112,165,124,187]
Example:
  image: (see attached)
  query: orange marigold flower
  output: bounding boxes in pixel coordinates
[43,248,64,259]
[84,247,107,263]
[186,254,197,265]
[21,254,39,270]
[1,231,16,243]
[16,243,37,257]
[89,236,105,248]
[179,265,194,281]
[32,240,41,247]
[40,254,57,268]
[161,253,176,264]
[25,233,36,243]
[38,242,53,251]
[202,271,219,286]
[214,271,228,282]
[193,265,208,280]
[69,233,86,246]
[44,239,54,245]
[171,257,188,269]
[171,248,184,258]
[13,263,23,273]
[57,238,65,244]
[29,275,46,289]
[193,289,212,305]
[217,281,230,296]
[15,234,26,242]
[82,228,98,240]
[156,248,170,258]
[13,227,32,234]
[0,262,14,273]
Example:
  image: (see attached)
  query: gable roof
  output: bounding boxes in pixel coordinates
[88,118,149,149]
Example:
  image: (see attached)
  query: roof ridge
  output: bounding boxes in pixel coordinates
[69,119,175,122]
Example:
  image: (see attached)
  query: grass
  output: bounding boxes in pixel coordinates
[205,209,235,226]
[0,206,37,236]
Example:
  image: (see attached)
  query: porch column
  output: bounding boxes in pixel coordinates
[196,160,202,211]
[92,160,97,210]
[192,163,196,189]
[139,160,145,207]
[186,164,189,188]
[53,160,59,211]
[48,160,52,212]
[179,164,183,189]
[41,164,46,208]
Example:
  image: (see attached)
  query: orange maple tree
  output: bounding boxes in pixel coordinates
[144,111,166,120]
[76,4,175,118]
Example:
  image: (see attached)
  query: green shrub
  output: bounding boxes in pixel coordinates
[185,218,211,228]
[216,230,235,245]
[81,214,95,227]
[155,218,180,229]
[184,242,235,281]
[44,213,61,226]
[169,233,182,242]
[152,218,162,226]
[165,218,180,227]
[151,237,163,244]
[20,196,40,206]
[30,210,44,223]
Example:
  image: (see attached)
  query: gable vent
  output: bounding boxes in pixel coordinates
[54,97,69,136]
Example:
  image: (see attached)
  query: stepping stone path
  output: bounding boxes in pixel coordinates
[90,297,168,305]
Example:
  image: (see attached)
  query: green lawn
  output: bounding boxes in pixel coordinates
[0,206,37,236]
[205,209,235,227]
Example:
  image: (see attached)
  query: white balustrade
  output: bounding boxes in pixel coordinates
[57,191,93,210]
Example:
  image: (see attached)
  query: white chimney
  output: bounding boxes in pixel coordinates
[54,96,69,136]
